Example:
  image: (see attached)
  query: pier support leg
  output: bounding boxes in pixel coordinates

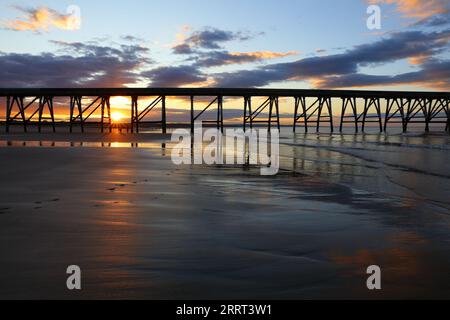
[190,96,194,134]
[339,98,347,132]
[446,99,450,132]
[243,97,248,132]
[69,97,74,133]
[384,99,391,132]
[268,97,273,133]
[362,98,368,133]
[78,98,84,133]
[131,96,135,133]
[248,97,253,130]
[326,97,333,133]
[131,96,139,133]
[293,97,299,133]
[101,98,105,133]
[217,96,224,133]
[403,99,410,133]
[5,96,11,133]
[316,98,323,133]
[351,98,358,133]
[49,97,56,133]
[106,97,111,133]
[275,97,280,131]
[38,97,44,133]
[20,97,26,132]
[162,96,167,134]
[376,98,382,132]
[302,97,308,133]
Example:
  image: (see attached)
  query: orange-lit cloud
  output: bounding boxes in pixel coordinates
[193,50,299,68]
[3,6,81,32]
[408,54,430,65]
[229,50,298,61]
[369,0,449,19]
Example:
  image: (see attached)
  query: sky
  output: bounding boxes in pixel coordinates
[0,0,449,92]
[0,0,449,123]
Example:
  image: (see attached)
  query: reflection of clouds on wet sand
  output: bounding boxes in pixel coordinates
[329,229,450,299]
[0,130,449,298]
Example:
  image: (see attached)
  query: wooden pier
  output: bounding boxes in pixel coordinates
[0,88,449,133]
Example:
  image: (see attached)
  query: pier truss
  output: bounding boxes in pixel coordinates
[0,88,449,133]
[131,95,166,133]
[69,96,111,133]
[293,96,333,133]
[191,95,224,133]
[243,96,280,132]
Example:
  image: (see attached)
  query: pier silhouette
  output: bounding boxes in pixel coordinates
[1,88,449,133]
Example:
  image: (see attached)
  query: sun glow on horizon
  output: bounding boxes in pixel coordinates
[111,111,125,122]
[110,96,130,122]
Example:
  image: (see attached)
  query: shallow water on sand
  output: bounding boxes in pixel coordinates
[0,129,449,299]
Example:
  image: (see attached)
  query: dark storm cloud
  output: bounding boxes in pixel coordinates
[212,29,450,88]
[0,41,150,87]
[140,65,207,87]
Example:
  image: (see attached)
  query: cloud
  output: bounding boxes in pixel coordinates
[187,28,247,49]
[369,0,449,19]
[172,43,195,55]
[121,35,145,43]
[211,29,450,89]
[2,6,81,33]
[414,11,450,27]
[140,50,297,87]
[171,27,296,68]
[193,50,298,67]
[172,27,257,54]
[314,59,450,90]
[1,27,449,91]
[0,41,149,87]
[141,65,208,87]
[51,40,151,62]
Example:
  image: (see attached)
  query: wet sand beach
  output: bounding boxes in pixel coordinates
[0,128,449,299]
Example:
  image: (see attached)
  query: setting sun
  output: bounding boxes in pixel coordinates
[111,111,125,122]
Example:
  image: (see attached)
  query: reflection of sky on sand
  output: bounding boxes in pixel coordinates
[0,130,449,298]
